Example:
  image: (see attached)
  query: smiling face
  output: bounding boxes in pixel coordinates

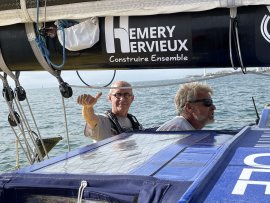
[108,81,134,117]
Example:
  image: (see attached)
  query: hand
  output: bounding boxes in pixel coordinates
[77,92,102,108]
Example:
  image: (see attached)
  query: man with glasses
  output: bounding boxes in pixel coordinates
[77,81,142,142]
[157,82,216,131]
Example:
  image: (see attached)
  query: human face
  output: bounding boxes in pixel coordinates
[108,88,134,116]
[190,91,216,126]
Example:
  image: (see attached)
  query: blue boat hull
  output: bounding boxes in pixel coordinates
[1,108,270,202]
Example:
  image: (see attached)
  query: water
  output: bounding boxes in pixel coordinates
[0,73,270,173]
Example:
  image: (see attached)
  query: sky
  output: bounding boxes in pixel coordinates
[1,68,226,89]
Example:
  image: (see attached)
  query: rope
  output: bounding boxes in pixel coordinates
[14,72,49,159]
[229,7,246,74]
[61,95,71,152]
[2,90,34,164]
[36,0,66,70]
[229,17,235,69]
[76,70,116,87]
[24,96,49,159]
[13,97,44,162]
[0,72,49,165]
[77,180,87,203]
[70,71,245,90]
[25,23,59,78]
[35,30,66,69]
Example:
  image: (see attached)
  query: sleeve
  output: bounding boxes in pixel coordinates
[84,114,113,142]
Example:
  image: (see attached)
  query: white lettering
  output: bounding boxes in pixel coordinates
[157,26,166,38]
[151,54,188,62]
[150,27,157,38]
[145,41,155,52]
[167,40,178,51]
[232,153,270,196]
[105,16,130,53]
[105,16,187,55]
[137,41,146,52]
[109,55,149,62]
[137,28,148,39]
[244,153,270,169]
[130,42,137,52]
[167,25,175,37]
[127,40,188,53]
[129,26,176,40]
[160,40,167,52]
[232,180,270,195]
[239,168,270,179]
[178,39,188,51]
[129,28,136,39]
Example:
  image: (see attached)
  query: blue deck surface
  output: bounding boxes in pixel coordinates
[1,108,270,203]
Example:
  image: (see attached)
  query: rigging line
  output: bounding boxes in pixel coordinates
[70,71,244,90]
[10,127,33,164]
[229,7,236,70]
[24,97,49,159]
[76,70,116,87]
[234,20,246,74]
[16,138,20,169]
[61,95,70,152]
[229,18,235,69]
[13,99,43,162]
[13,97,44,161]
[7,105,35,164]
[0,75,43,163]
[14,71,48,159]
[0,77,35,163]
[71,70,269,90]
[229,7,246,74]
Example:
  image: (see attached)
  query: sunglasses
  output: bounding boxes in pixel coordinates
[112,93,133,99]
[189,99,213,107]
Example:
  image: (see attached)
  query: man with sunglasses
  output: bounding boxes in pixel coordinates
[77,81,142,142]
[157,82,216,131]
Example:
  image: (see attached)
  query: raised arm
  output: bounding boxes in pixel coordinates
[77,92,102,129]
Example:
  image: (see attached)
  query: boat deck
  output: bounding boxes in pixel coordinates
[1,108,270,202]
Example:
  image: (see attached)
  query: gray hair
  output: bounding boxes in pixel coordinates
[109,81,133,94]
[175,82,213,115]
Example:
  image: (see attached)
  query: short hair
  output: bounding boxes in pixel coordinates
[175,82,213,115]
[109,81,132,94]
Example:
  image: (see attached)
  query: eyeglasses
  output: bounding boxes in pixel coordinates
[112,93,133,99]
[189,99,213,107]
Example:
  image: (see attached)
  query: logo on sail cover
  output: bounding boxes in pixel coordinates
[104,16,191,64]
[105,16,189,54]
[261,7,270,43]
[105,17,130,53]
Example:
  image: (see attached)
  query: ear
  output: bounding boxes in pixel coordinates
[107,94,112,102]
[185,102,193,113]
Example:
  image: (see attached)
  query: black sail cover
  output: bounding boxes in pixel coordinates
[0,5,270,71]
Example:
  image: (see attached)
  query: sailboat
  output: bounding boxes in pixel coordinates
[1,1,270,202]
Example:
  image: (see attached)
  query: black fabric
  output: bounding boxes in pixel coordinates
[105,110,142,134]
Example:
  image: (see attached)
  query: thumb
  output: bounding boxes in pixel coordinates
[95,92,102,100]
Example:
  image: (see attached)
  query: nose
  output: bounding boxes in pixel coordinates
[211,104,216,110]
